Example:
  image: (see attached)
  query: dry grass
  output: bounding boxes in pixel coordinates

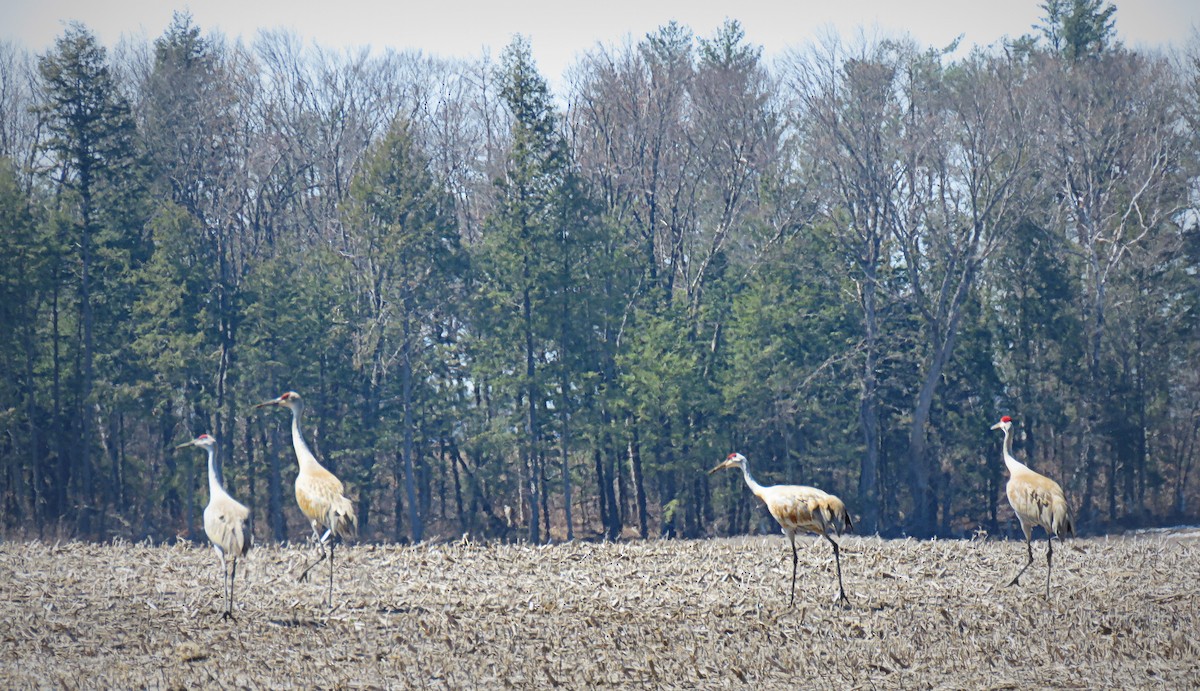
[1,532,1198,688]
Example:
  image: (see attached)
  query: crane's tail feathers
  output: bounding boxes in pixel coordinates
[331,498,358,541]
[1044,493,1074,538]
[819,500,854,536]
[1054,506,1075,539]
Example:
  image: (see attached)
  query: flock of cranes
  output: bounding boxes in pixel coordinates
[179,398,1074,619]
[177,391,357,618]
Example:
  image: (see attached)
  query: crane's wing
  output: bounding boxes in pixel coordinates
[767,486,853,536]
[1007,473,1074,538]
[296,469,357,540]
[204,498,251,557]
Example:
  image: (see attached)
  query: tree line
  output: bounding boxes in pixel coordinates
[0,1,1197,544]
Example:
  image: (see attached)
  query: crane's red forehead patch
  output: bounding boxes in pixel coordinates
[1001,416,1012,423]
[198,434,213,441]
[727,453,738,460]
[281,392,292,399]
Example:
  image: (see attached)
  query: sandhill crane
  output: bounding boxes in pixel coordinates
[709,452,853,606]
[176,433,251,621]
[991,415,1075,599]
[257,391,358,606]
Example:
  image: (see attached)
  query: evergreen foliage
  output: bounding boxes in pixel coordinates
[0,7,1197,542]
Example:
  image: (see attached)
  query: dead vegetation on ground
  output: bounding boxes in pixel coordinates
[1,533,1197,688]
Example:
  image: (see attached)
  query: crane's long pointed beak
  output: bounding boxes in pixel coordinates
[990,422,1003,431]
[707,463,726,475]
[175,441,194,450]
[255,398,281,409]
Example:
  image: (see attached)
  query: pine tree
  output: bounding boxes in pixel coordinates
[1036,0,1118,61]
[342,117,465,542]
[37,23,147,534]
[473,37,584,542]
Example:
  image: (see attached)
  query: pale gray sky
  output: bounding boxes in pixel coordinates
[4,0,1198,84]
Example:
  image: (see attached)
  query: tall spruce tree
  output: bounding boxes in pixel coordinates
[0,160,48,529]
[1036,0,1118,61]
[474,37,579,542]
[37,23,147,534]
[342,118,465,543]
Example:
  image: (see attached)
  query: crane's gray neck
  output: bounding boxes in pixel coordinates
[740,462,766,495]
[1001,426,1028,474]
[205,445,225,495]
[289,404,321,471]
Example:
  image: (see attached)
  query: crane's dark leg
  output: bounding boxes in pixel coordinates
[825,533,849,605]
[1045,535,1053,600]
[1007,529,1035,587]
[216,549,234,621]
[225,558,238,621]
[300,526,334,584]
[327,539,336,608]
[298,540,328,583]
[788,533,798,607]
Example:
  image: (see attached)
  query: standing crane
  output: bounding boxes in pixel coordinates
[709,452,853,606]
[257,391,357,607]
[176,433,250,621]
[991,415,1075,599]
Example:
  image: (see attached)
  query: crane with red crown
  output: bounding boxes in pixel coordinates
[991,415,1075,599]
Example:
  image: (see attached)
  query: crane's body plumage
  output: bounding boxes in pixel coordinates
[710,453,852,605]
[178,434,250,620]
[992,416,1073,598]
[295,465,357,541]
[258,391,356,606]
[752,483,854,539]
[204,496,251,563]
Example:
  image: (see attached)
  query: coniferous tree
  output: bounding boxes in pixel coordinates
[1036,0,1118,61]
[37,23,148,534]
[473,36,580,542]
[0,161,48,529]
[342,118,465,542]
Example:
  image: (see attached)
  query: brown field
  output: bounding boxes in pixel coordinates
[1,532,1198,689]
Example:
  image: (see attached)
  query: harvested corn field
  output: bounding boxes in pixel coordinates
[1,533,1198,688]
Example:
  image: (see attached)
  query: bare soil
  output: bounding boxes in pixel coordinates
[1,533,1197,688]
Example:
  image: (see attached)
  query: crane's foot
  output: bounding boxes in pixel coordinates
[1006,575,1021,587]
[835,592,851,608]
[220,610,236,622]
[296,572,309,583]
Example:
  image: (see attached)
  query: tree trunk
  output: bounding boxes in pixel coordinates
[401,301,423,542]
[52,285,68,522]
[857,272,881,535]
[23,319,41,531]
[1079,273,1106,524]
[265,427,286,542]
[604,431,624,539]
[594,447,609,535]
[244,422,257,543]
[907,261,976,537]
[629,425,648,539]
[450,440,466,534]
[77,186,95,537]
[522,278,540,544]
[560,414,573,541]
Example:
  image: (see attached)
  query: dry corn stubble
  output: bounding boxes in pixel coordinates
[0,533,1197,688]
